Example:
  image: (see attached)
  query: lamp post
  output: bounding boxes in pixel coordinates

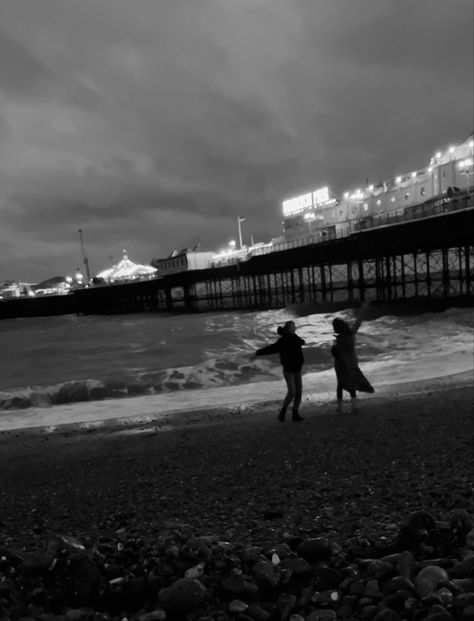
[469,140,474,195]
[237,217,245,250]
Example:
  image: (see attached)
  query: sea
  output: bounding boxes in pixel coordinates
[0,305,473,430]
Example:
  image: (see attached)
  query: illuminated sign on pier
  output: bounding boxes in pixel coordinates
[282,186,330,216]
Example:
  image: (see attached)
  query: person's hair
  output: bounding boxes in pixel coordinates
[277,320,295,336]
[333,317,351,335]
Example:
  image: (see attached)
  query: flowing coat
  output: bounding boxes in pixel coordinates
[332,328,374,393]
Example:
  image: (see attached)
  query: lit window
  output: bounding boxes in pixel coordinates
[420,187,425,196]
[363,203,369,211]
[390,196,396,203]
[404,192,410,200]
[376,199,382,206]
[339,210,343,216]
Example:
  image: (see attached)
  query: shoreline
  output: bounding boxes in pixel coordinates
[0,366,472,436]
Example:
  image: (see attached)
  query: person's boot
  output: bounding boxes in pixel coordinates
[277,409,286,422]
[292,409,303,422]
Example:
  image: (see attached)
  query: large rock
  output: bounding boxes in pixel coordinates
[296,537,332,563]
[220,574,258,600]
[448,555,474,579]
[415,565,449,598]
[159,577,206,614]
[252,560,279,588]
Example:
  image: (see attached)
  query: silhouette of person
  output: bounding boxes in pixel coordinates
[255,320,305,422]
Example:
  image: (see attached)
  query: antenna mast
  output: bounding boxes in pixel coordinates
[78,229,91,282]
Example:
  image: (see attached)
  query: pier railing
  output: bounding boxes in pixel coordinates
[252,191,473,256]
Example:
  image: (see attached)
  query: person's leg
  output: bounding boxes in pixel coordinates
[292,372,303,421]
[349,389,359,412]
[336,382,343,412]
[279,370,296,421]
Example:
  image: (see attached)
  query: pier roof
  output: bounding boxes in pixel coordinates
[96,250,156,281]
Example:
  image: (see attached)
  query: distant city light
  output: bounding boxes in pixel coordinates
[449,146,455,154]
[344,192,349,199]
[396,176,402,183]
[368,184,374,192]
[470,140,474,148]
[411,171,417,178]
[427,166,433,173]
[436,152,442,159]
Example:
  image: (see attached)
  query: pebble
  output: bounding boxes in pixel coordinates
[228,599,248,613]
[0,508,473,620]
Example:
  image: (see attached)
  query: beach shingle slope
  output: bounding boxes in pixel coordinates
[0,383,473,620]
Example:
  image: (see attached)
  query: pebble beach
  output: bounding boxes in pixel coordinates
[1,372,473,620]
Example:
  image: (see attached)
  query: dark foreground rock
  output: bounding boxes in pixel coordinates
[1,509,474,620]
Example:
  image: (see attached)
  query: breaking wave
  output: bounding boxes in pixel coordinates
[0,305,472,411]
[0,347,331,410]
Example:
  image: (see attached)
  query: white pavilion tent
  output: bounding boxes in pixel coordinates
[96,250,157,282]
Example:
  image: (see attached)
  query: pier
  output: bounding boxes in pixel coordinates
[75,194,473,315]
[1,194,473,320]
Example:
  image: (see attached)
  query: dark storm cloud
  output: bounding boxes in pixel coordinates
[0,0,472,281]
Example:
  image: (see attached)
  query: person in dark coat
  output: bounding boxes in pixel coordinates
[331,305,374,413]
[255,320,305,422]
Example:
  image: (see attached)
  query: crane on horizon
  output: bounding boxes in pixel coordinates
[78,229,91,282]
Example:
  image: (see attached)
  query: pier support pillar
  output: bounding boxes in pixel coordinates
[465,244,472,296]
[165,288,173,311]
[358,259,365,302]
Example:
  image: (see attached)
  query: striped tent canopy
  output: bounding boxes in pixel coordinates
[96,250,157,282]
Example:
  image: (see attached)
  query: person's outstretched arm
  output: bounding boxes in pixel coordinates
[256,341,280,356]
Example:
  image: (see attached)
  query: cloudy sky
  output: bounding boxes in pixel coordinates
[0,0,472,281]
